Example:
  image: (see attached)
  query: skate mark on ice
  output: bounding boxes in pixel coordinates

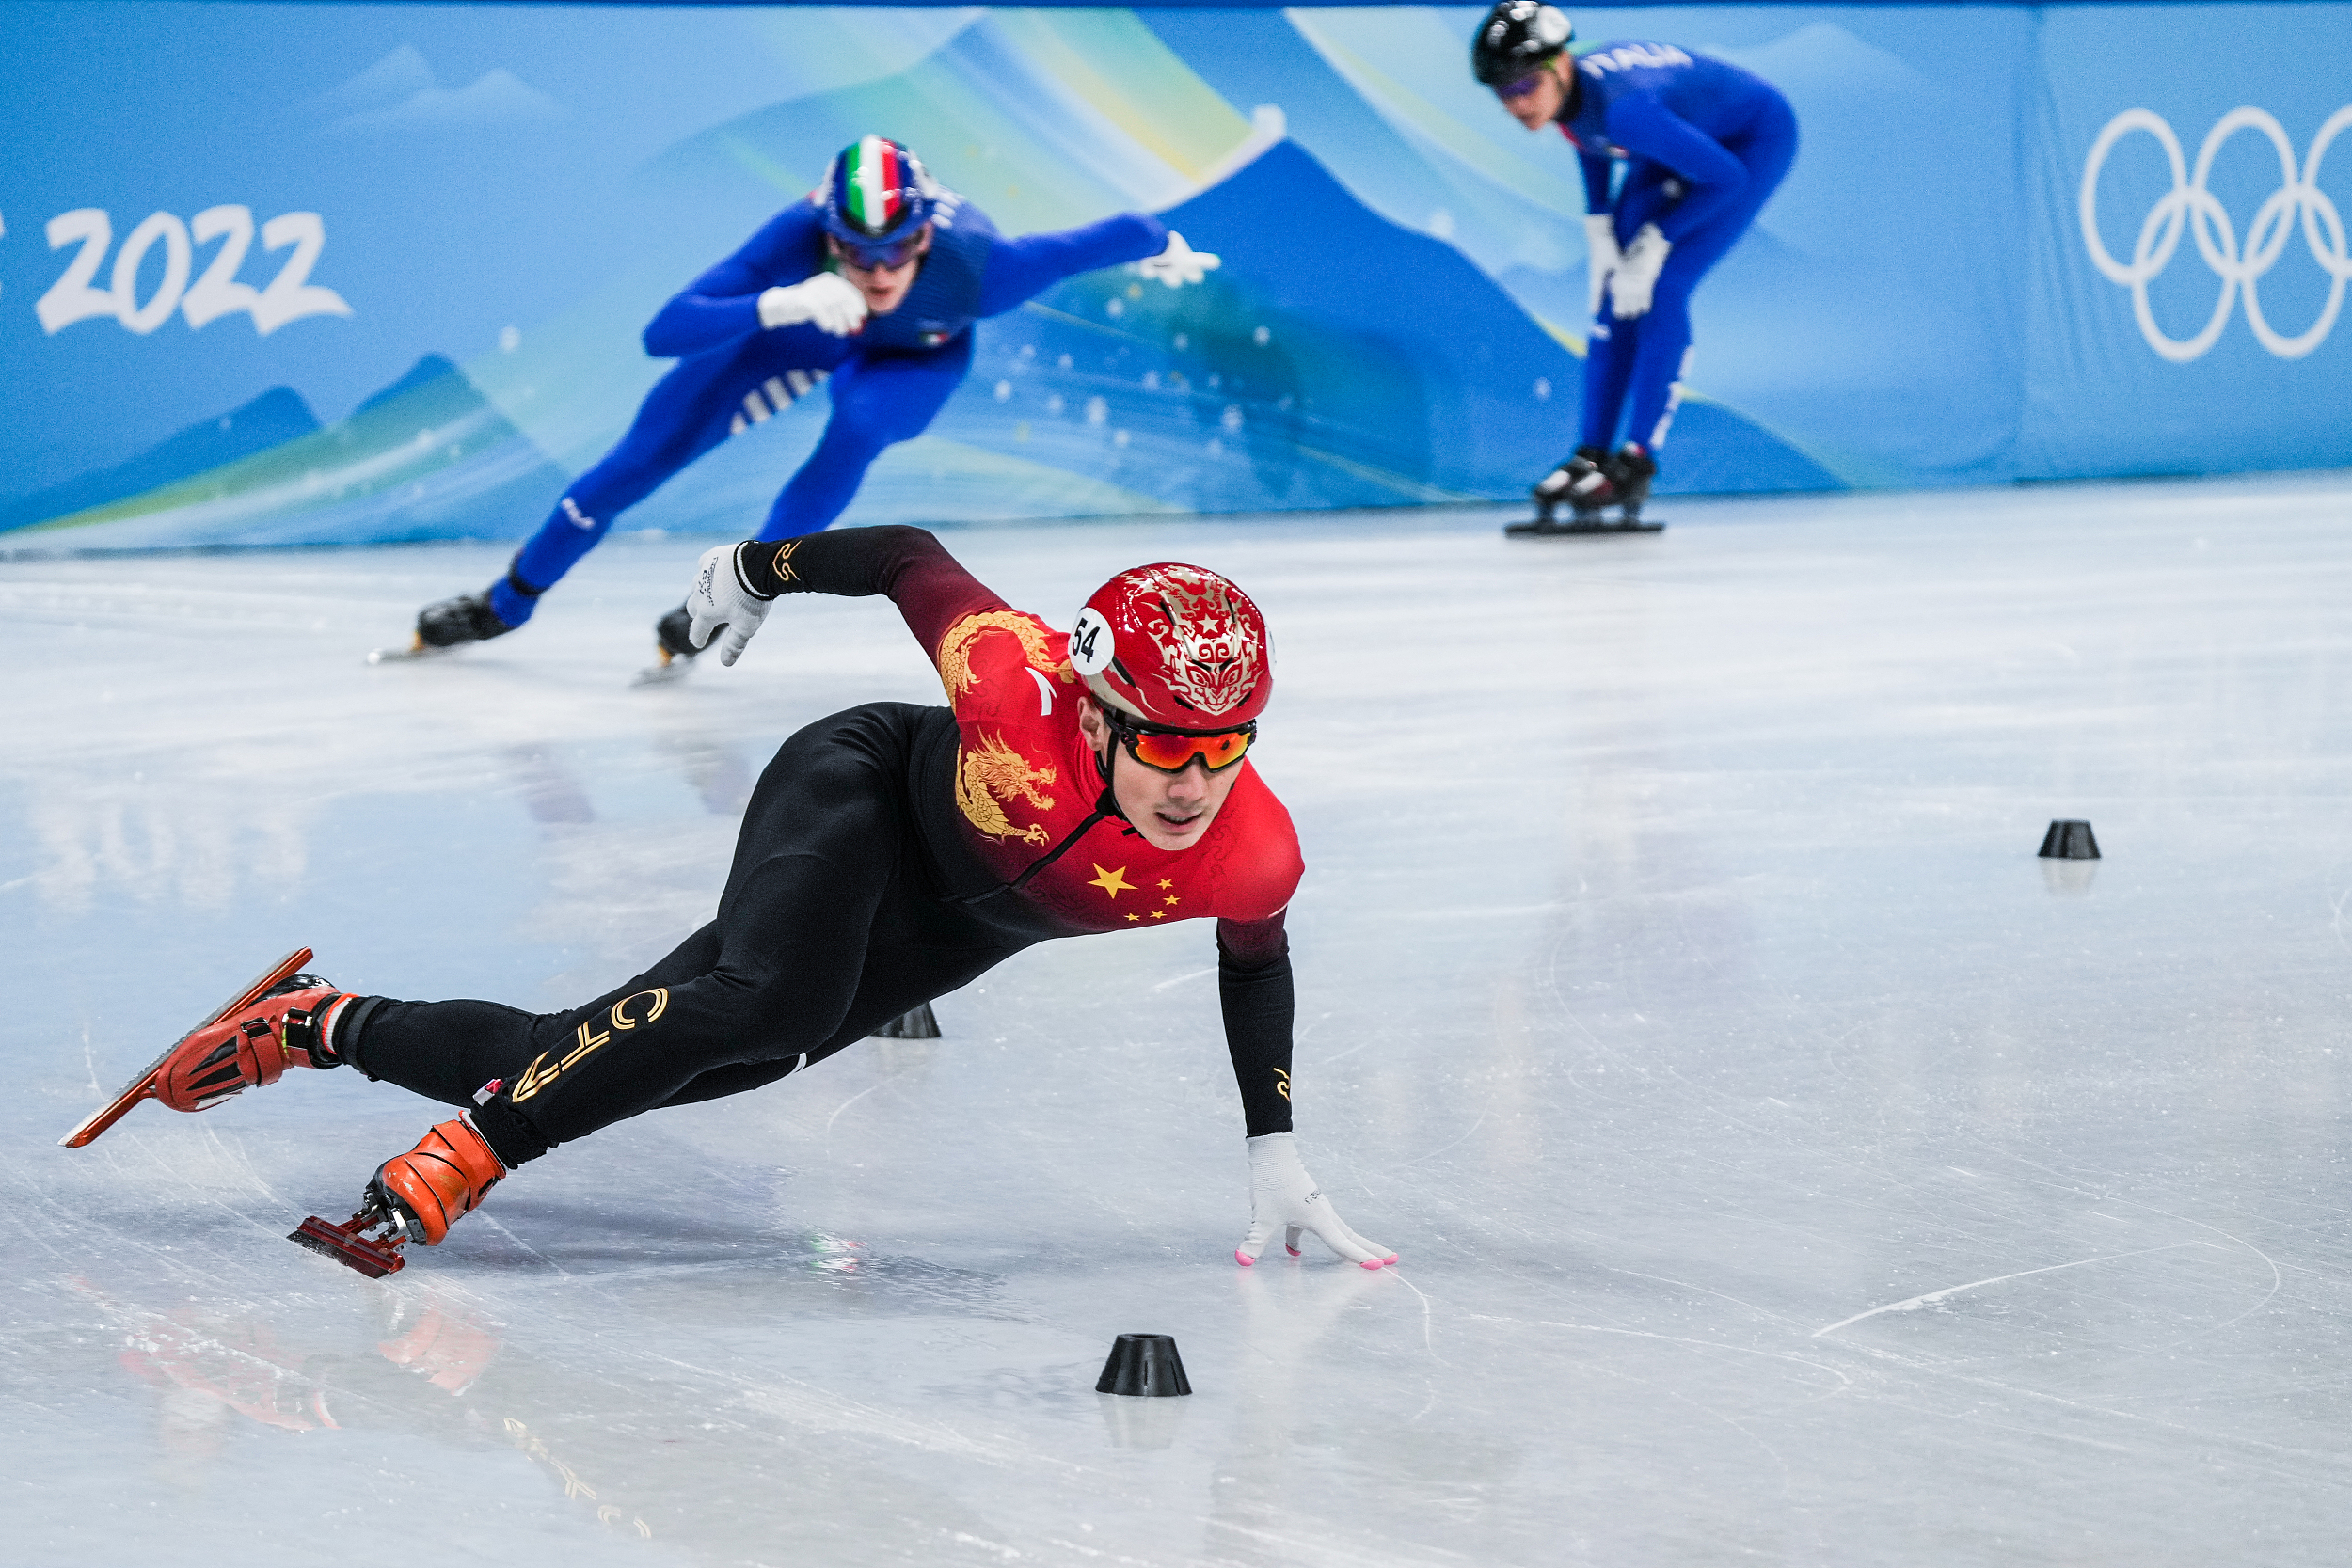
[2328,880,2352,959]
[1393,984,1525,1168]
[1475,1314,1855,1399]
[1563,1354,1798,1494]
[1600,1265,1809,1330]
[475,1212,571,1275]
[1392,1099,1489,1168]
[1386,1268,1446,1365]
[194,1123,329,1250]
[1204,1515,1495,1568]
[824,1079,889,1138]
[1149,964,1215,991]
[1970,1141,2289,1343]
[1836,1338,2352,1480]
[1811,1241,2218,1338]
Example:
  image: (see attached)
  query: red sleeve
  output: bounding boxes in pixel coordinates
[1201,768,1303,925]
[739,526,1007,672]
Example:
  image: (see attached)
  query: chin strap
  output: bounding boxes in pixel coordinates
[946,733,1141,907]
[948,782,1120,907]
[1009,786,1121,894]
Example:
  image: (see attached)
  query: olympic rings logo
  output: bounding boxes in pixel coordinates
[2080,106,2352,361]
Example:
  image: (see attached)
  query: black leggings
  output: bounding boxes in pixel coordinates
[347,704,1073,1156]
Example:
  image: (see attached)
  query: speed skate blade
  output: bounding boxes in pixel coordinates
[1503,516,1665,537]
[367,641,451,664]
[290,1215,405,1277]
[60,946,314,1148]
[629,653,692,688]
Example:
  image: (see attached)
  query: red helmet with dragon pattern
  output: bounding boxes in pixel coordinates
[1068,563,1271,728]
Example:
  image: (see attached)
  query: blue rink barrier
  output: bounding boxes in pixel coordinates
[1,3,2346,551]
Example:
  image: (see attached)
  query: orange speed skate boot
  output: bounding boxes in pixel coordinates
[151,975,350,1113]
[291,1116,508,1278]
[61,948,356,1148]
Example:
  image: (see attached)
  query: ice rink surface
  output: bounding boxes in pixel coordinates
[8,472,2352,1566]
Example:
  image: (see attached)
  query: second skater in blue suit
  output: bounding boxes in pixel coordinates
[1473,3,1796,527]
[409,135,1220,662]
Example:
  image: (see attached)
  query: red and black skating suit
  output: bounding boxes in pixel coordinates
[342,527,1304,1165]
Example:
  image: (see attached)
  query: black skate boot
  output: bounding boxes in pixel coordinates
[634,602,704,686]
[381,560,541,661]
[1509,446,1617,536]
[414,591,516,649]
[1505,444,1663,537]
[1608,443,1658,525]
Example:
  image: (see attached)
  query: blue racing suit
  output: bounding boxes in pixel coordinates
[491,190,1168,626]
[1558,42,1796,459]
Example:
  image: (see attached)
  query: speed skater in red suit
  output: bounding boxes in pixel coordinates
[131,526,1393,1276]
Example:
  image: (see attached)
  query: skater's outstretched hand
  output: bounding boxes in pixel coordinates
[686,544,774,667]
[1235,1132,1396,1270]
[1609,224,1671,319]
[1137,231,1221,289]
[1583,214,1621,319]
[758,273,867,336]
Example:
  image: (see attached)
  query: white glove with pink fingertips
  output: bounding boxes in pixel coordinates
[1235,1133,1396,1269]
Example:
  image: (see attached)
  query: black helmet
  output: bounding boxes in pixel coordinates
[1470,1,1574,87]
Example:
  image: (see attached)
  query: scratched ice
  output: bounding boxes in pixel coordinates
[8,474,2352,1566]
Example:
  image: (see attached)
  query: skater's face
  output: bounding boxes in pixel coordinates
[1079,698,1247,853]
[1497,55,1571,129]
[829,225,933,315]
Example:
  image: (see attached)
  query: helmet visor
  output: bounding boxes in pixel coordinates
[1111,715,1256,774]
[1494,70,1549,102]
[834,231,925,271]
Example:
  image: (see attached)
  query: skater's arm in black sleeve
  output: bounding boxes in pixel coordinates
[1218,911,1295,1137]
[735,525,1009,668]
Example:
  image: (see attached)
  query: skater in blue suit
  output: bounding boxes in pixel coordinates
[406,134,1220,665]
[1472,3,1796,531]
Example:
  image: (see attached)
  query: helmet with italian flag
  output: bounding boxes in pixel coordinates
[819,135,936,261]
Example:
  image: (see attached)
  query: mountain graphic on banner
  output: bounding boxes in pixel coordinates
[10,356,570,552]
[923,137,1839,508]
[0,388,322,537]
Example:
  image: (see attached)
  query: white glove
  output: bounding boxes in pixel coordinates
[1583,214,1622,319]
[757,273,867,336]
[1136,230,1221,289]
[1609,223,1671,319]
[1235,1133,1395,1270]
[684,543,772,667]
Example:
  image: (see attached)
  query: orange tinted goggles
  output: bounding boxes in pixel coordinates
[1112,717,1257,774]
